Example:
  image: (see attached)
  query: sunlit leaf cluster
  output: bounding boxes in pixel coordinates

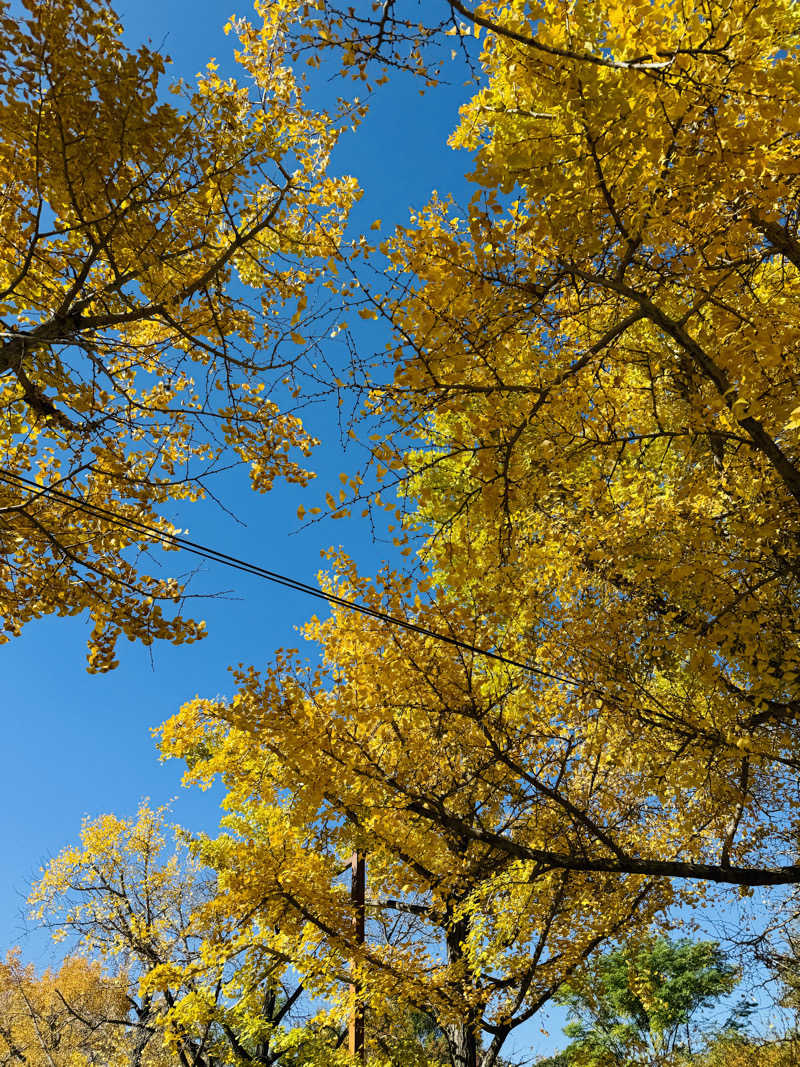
[0,0,356,668]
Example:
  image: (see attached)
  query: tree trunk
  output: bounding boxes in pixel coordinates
[446,1022,478,1067]
[445,918,479,1067]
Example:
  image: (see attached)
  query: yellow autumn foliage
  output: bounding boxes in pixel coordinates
[160,1,800,1062]
[0,0,356,669]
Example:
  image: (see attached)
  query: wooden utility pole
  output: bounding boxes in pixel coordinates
[348,850,366,1061]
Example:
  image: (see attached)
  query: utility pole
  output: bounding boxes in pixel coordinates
[348,850,366,1062]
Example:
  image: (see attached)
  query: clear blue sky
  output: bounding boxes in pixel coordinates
[0,4,582,1058]
[2,0,471,936]
[1,5,764,1061]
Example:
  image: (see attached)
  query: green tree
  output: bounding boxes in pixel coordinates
[541,939,742,1067]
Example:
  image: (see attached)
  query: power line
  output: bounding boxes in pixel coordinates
[0,468,577,685]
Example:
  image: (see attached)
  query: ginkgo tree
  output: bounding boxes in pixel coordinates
[0,951,149,1067]
[0,0,356,670]
[159,560,678,1067]
[28,802,342,1067]
[154,0,800,1061]
[263,0,800,879]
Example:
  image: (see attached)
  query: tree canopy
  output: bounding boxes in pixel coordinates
[160,576,665,1067]
[0,951,155,1067]
[6,0,800,1065]
[0,0,354,669]
[543,937,742,1066]
[160,0,800,1060]
[29,802,342,1067]
[239,0,800,886]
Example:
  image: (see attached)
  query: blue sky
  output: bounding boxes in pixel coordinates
[2,0,472,949]
[2,4,771,1061]
[0,4,583,1057]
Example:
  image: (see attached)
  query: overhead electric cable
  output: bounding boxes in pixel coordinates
[0,468,577,685]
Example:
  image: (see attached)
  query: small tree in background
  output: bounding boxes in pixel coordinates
[28,803,340,1067]
[538,938,746,1066]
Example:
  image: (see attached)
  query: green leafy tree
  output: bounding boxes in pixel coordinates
[540,939,743,1067]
